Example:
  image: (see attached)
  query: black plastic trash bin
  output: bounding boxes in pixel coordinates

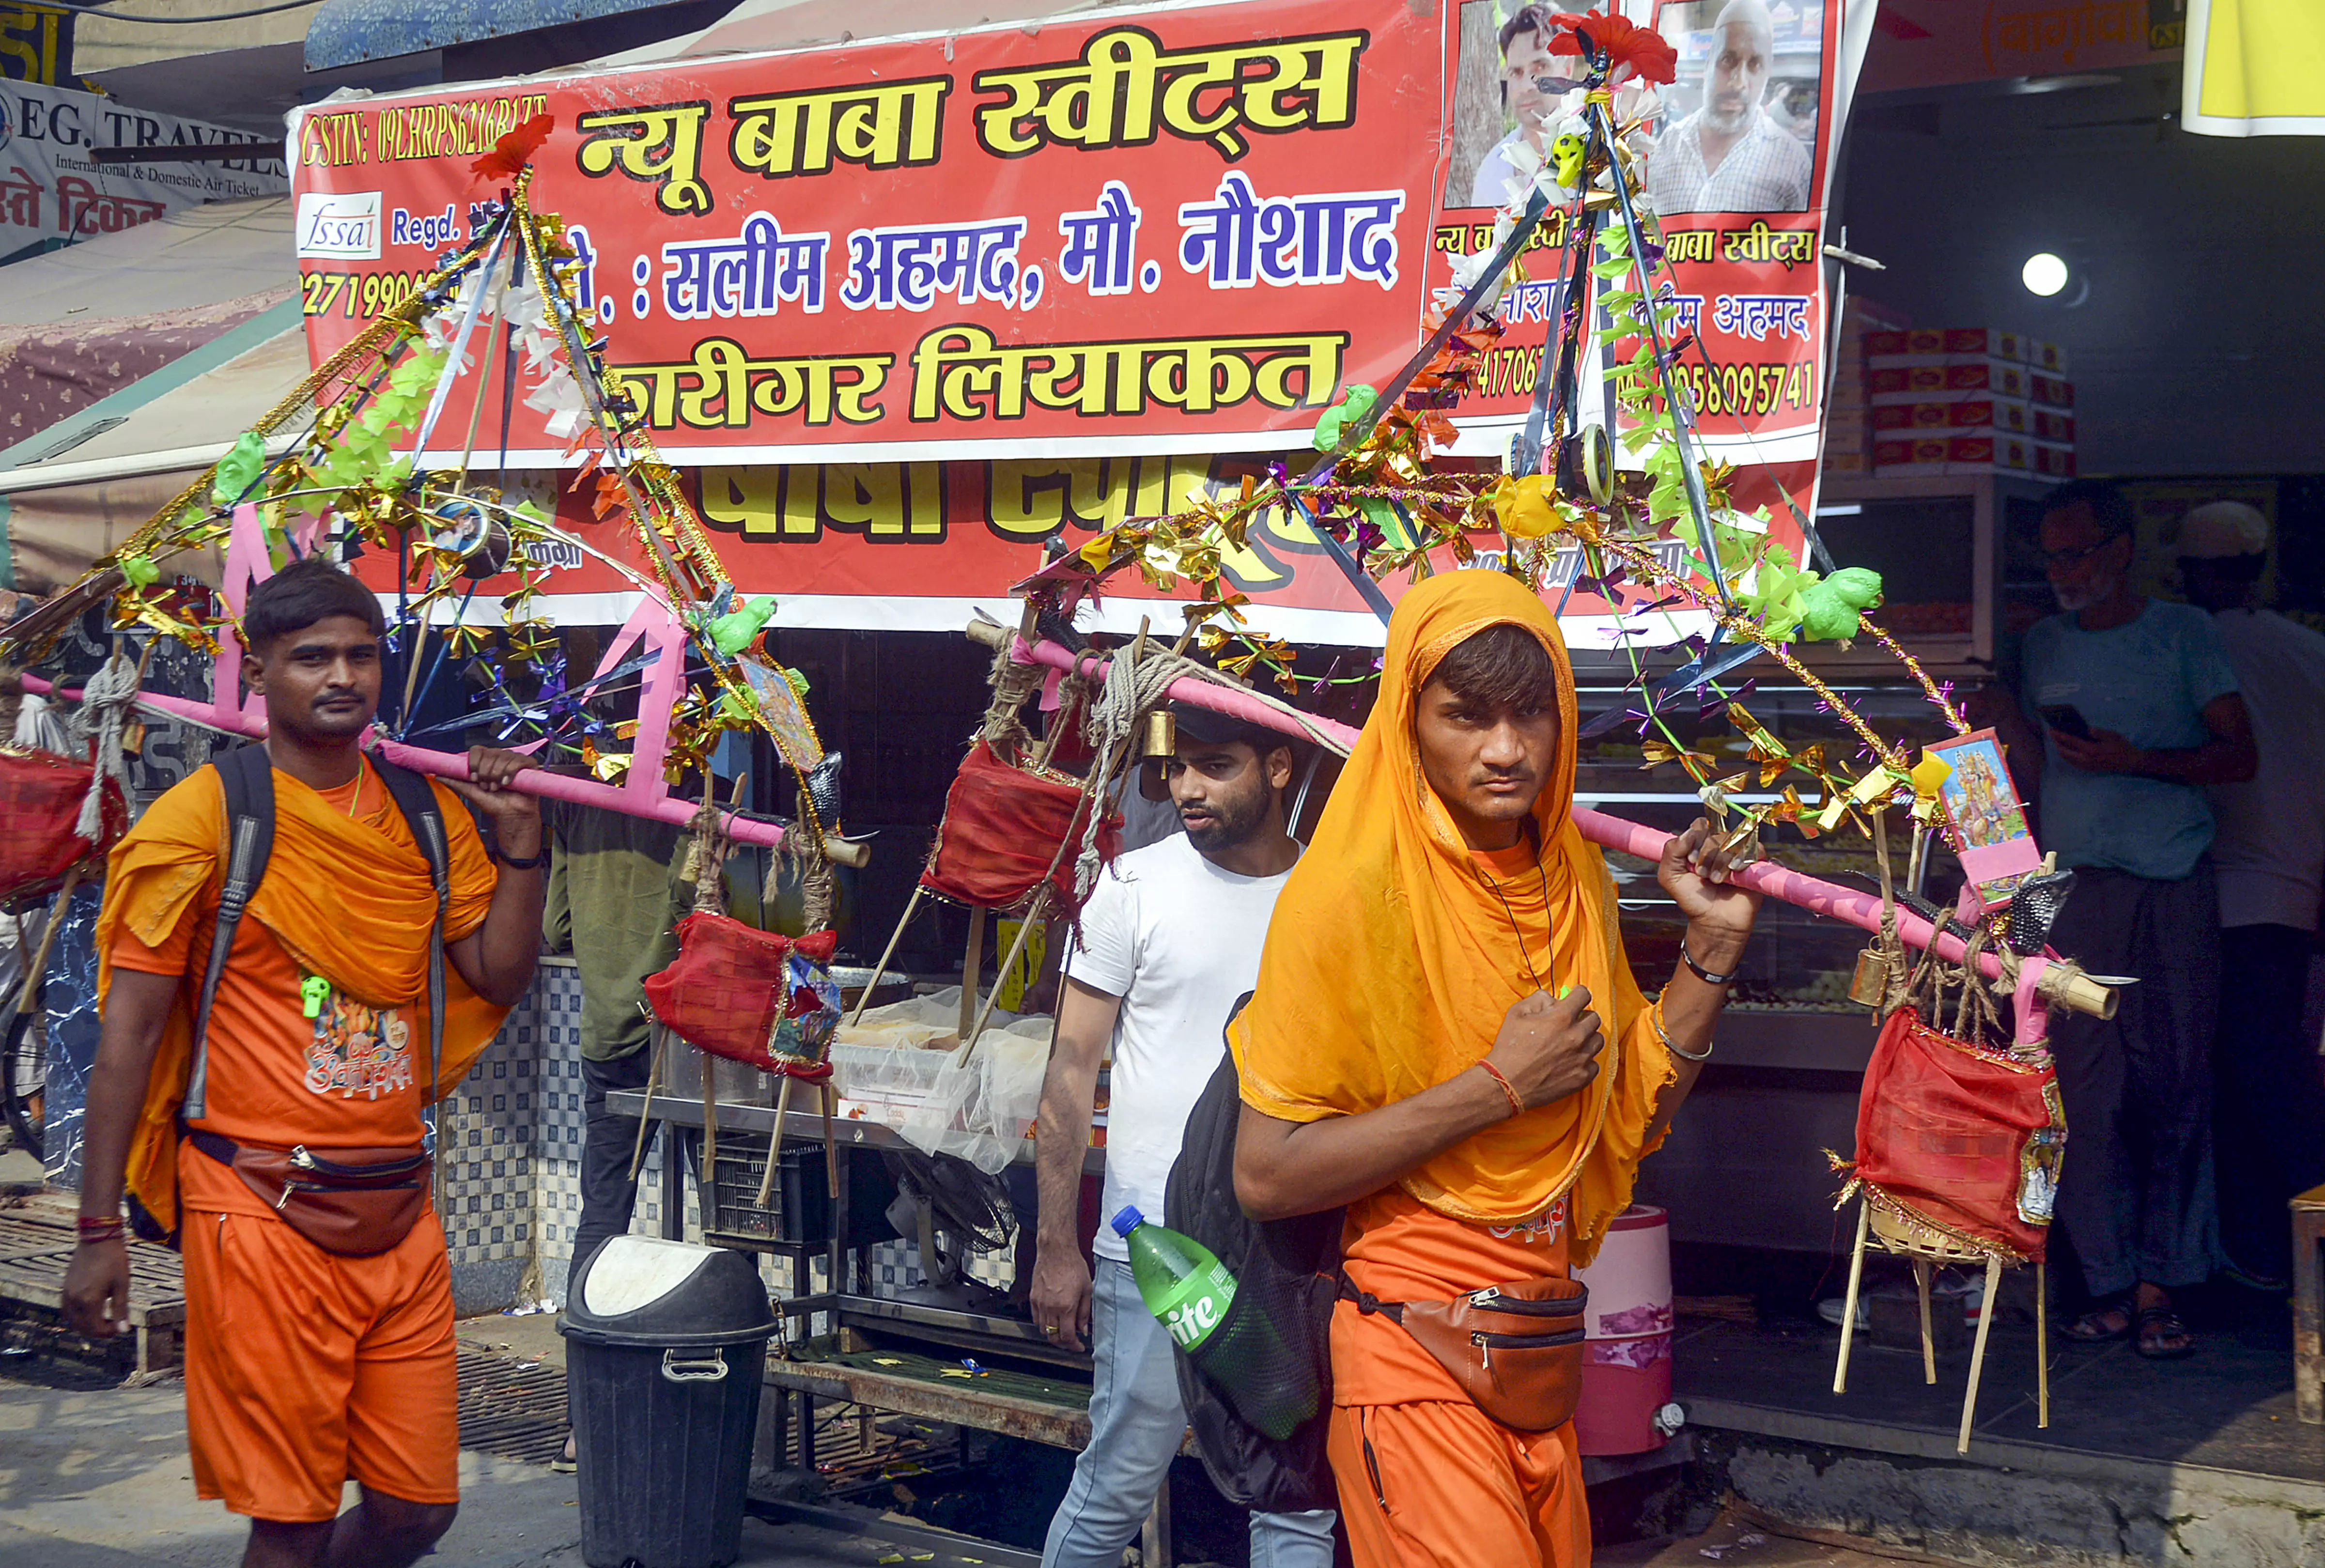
[562,1236,779,1568]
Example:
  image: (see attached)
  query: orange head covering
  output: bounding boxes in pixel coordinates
[1232,570,1672,1264]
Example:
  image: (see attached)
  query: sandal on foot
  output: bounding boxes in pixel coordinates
[2134,1305,2195,1360]
[2061,1304,2131,1342]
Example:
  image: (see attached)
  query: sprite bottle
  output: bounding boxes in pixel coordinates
[1113,1207,1314,1439]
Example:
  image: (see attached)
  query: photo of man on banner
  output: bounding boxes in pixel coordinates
[1647,0,1820,214]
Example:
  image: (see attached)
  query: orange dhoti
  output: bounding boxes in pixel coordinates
[1324,1190,1590,1568]
[1328,1402,1587,1568]
[179,1152,459,1522]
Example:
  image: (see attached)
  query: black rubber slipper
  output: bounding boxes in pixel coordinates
[2060,1304,2132,1343]
[2134,1305,2196,1360]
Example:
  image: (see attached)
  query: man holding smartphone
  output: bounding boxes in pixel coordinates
[1971,479,2253,1361]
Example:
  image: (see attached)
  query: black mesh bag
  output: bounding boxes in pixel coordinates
[1162,1024,1342,1516]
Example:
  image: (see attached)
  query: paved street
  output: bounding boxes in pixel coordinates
[0,1362,971,1568]
[2,1356,1920,1568]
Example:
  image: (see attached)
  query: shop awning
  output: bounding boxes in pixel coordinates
[306,0,706,69]
[0,196,295,457]
[0,308,306,592]
[593,0,1116,65]
[0,196,292,327]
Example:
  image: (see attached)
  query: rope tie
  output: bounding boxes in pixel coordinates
[1072,643,1178,901]
[72,651,140,839]
[684,796,730,916]
[978,639,1044,758]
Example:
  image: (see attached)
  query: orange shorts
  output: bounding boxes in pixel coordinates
[1328,1401,1589,1568]
[180,1205,459,1522]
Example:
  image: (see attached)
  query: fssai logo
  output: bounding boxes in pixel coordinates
[295,189,381,259]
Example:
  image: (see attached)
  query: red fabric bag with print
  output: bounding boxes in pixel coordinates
[1850,1006,2064,1261]
[644,915,840,1077]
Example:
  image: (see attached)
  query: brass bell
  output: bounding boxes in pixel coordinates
[1848,947,1894,1010]
[1141,709,1176,759]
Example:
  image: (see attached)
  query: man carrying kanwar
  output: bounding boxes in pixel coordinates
[63,556,549,1568]
[1232,571,1760,1567]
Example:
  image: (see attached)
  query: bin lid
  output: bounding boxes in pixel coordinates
[560,1236,779,1349]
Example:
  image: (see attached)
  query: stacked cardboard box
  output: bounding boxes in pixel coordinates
[1822,297,1909,476]
[1864,328,2075,478]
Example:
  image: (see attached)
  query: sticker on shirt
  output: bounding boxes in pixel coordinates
[1487,1198,1566,1246]
[305,991,415,1101]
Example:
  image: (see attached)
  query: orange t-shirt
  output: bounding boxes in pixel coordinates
[1332,837,1571,1407]
[109,761,494,1215]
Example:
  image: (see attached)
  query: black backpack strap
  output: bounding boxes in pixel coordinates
[368,752,450,1107]
[183,745,274,1122]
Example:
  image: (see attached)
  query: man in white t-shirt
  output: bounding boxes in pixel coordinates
[2178,501,2325,1286]
[1031,704,1334,1568]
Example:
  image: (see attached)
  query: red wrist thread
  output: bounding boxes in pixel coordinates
[1478,1060,1526,1119]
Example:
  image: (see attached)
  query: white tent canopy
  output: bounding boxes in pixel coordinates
[0,196,293,327]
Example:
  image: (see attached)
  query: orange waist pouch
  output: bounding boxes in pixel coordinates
[1339,1274,1587,1431]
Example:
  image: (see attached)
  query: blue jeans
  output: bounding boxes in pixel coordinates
[1042,1259,1336,1568]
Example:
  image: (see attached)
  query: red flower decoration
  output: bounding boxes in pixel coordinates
[470,113,555,186]
[1547,10,1679,86]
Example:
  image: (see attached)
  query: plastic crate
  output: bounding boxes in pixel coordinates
[705,1134,832,1249]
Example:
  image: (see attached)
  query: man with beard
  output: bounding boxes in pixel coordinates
[1647,0,1811,214]
[1974,479,2254,1360]
[1030,703,1334,1568]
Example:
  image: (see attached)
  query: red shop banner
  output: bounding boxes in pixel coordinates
[292,0,1873,640]
[291,0,1447,466]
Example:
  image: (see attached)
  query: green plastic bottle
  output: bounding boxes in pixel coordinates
[1114,1206,1315,1439]
[1113,1205,1238,1352]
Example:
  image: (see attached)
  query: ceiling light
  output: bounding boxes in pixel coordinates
[2022,252,2070,297]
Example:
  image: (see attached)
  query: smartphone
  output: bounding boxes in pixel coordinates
[2040,704,2093,741]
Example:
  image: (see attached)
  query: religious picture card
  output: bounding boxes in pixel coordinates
[1927,728,2043,911]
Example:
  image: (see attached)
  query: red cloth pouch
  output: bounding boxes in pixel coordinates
[920,738,1117,915]
[0,748,122,901]
[1850,1006,2064,1261]
[643,915,839,1078]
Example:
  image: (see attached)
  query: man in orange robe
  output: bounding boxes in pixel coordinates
[64,557,549,1568]
[1232,572,1762,1566]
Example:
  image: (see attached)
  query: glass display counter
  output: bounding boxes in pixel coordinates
[1573,667,1975,1251]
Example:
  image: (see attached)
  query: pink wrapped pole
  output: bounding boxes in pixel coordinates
[17,672,869,865]
[969,622,2112,1018]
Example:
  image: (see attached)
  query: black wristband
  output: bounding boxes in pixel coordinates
[491,842,549,870]
[1679,936,1737,987]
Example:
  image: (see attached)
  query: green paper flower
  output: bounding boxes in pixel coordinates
[211,431,266,509]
